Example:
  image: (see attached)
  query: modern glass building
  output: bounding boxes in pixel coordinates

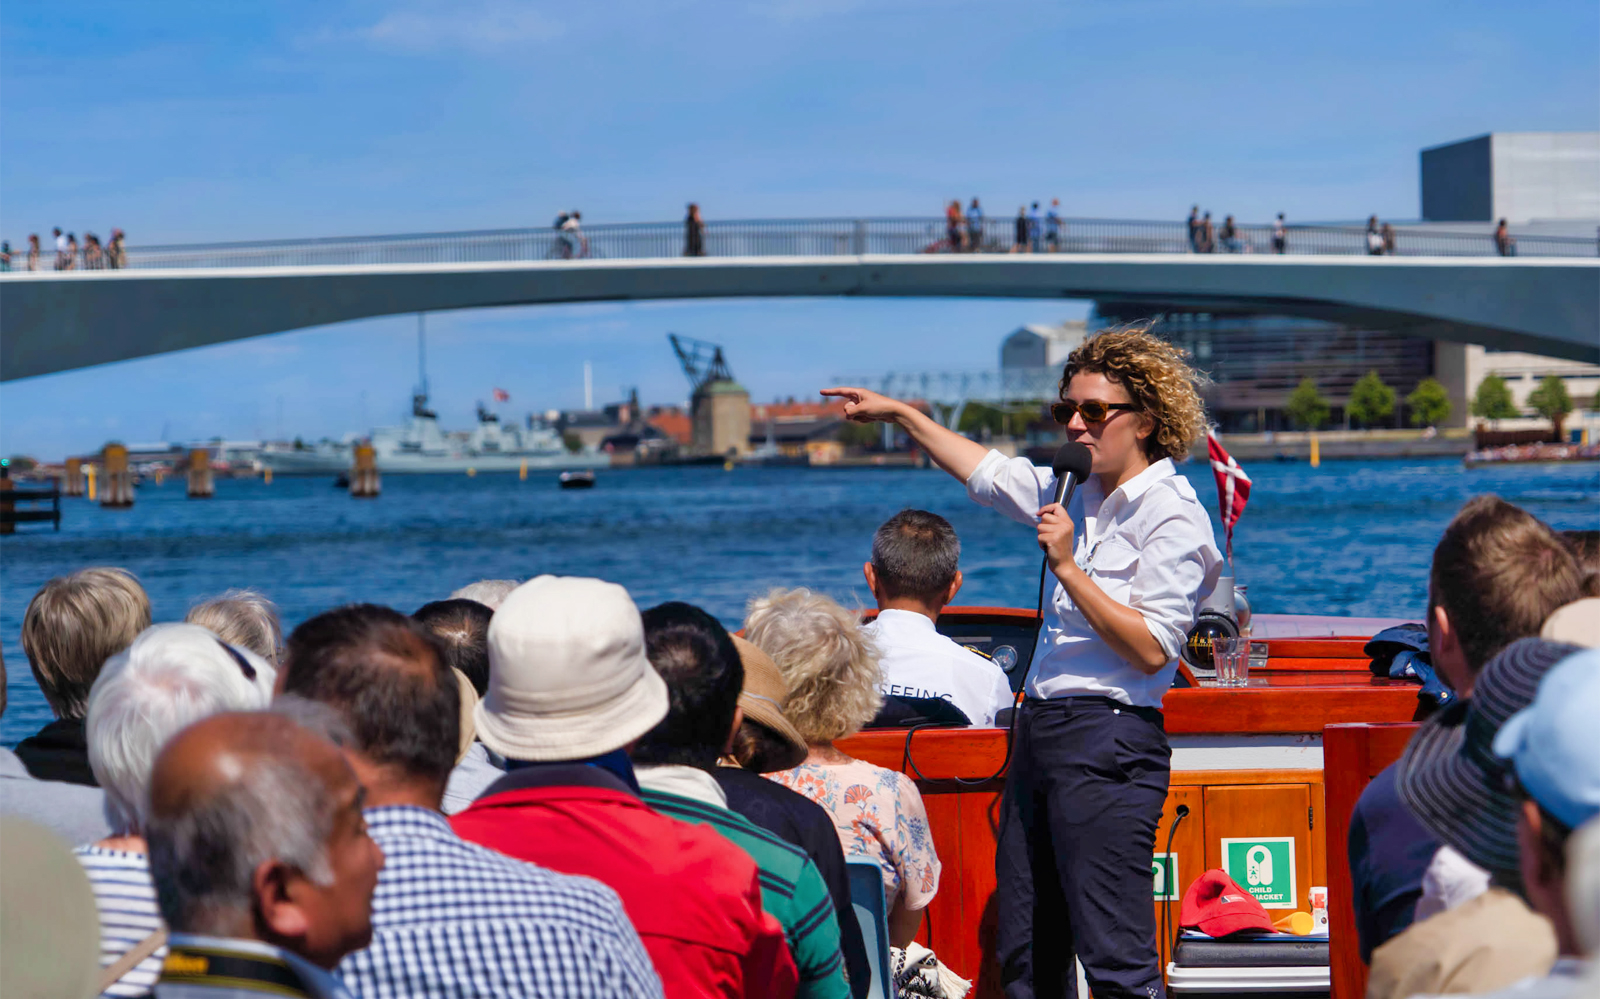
[1087,302,1436,433]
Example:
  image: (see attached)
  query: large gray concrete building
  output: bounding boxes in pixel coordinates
[1422,132,1600,223]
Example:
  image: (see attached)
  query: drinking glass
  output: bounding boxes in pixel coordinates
[1214,636,1250,687]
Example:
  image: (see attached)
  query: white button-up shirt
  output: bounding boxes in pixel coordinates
[864,609,1015,727]
[965,450,1222,708]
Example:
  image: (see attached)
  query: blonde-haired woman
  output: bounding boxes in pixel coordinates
[745,587,940,949]
[823,324,1222,999]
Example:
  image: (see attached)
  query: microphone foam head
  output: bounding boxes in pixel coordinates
[1052,441,1093,481]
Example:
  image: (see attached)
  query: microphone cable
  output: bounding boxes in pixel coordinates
[1158,804,1191,976]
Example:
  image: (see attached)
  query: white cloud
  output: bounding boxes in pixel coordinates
[340,2,564,54]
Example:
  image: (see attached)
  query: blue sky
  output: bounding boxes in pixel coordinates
[3,0,1596,457]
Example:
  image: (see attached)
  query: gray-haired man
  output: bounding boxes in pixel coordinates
[145,711,384,998]
[862,509,1013,727]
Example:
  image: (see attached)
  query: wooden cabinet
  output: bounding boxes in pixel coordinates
[1202,783,1315,912]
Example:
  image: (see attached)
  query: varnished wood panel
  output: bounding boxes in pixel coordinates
[1324,723,1419,999]
[1202,784,1314,912]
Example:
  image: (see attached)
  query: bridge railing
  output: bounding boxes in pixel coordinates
[22,217,1597,271]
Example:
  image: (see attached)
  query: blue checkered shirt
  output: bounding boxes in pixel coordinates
[338,806,663,999]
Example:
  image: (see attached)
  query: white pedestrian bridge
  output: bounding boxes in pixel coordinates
[3,217,1596,381]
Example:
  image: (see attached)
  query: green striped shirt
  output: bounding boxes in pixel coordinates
[641,788,851,999]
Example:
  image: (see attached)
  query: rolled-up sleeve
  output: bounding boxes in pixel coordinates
[964,450,1054,528]
[1129,506,1223,661]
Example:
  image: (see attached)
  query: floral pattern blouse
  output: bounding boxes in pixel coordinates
[770,757,941,911]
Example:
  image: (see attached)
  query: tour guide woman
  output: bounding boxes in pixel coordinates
[823,325,1221,999]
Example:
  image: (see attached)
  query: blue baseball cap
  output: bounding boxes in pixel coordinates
[1493,648,1600,832]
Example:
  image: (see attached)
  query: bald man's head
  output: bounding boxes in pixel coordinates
[146,712,382,969]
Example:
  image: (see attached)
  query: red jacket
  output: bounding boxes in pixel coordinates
[452,766,797,999]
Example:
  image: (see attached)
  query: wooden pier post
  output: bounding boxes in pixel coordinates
[101,444,135,508]
[350,444,380,498]
[187,448,215,498]
[64,457,85,497]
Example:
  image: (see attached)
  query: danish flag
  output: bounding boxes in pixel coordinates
[492,388,510,403]
[1208,429,1251,564]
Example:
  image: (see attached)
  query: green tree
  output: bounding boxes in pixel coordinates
[562,432,583,453]
[1526,375,1574,439]
[1406,377,1452,428]
[1470,374,1520,421]
[1346,370,1396,428]
[1285,378,1330,430]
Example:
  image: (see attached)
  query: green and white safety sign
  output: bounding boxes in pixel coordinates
[1152,853,1180,901]
[1221,837,1297,909]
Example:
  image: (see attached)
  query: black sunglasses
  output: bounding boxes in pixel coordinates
[214,639,257,682]
[1051,400,1136,425]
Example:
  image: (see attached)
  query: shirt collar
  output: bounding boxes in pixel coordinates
[872,609,939,633]
[1088,457,1176,510]
[362,804,455,841]
[634,764,729,808]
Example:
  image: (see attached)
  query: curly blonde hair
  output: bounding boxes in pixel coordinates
[1059,322,1208,461]
[743,588,882,743]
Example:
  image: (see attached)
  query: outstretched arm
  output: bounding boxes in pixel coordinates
[820,387,990,483]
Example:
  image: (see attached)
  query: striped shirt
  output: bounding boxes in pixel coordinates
[74,846,165,998]
[639,781,850,999]
[338,805,663,999]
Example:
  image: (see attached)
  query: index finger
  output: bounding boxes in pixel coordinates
[819,387,866,400]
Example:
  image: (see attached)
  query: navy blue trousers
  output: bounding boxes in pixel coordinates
[996,697,1171,999]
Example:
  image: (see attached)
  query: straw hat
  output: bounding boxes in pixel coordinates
[1396,637,1581,886]
[731,635,808,771]
[475,576,668,762]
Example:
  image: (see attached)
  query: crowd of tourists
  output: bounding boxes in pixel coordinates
[0,227,128,271]
[0,507,1024,999]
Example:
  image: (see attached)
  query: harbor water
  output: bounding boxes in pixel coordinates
[3,457,1596,745]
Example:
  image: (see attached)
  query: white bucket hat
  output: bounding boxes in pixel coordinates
[475,575,668,762]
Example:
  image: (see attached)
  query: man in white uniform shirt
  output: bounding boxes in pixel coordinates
[861,510,1014,728]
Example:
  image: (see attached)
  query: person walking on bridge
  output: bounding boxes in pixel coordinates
[966,198,984,251]
[945,200,965,253]
[1272,213,1287,254]
[1013,206,1029,253]
[685,203,707,257]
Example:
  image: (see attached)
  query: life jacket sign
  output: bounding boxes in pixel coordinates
[1221,837,1296,909]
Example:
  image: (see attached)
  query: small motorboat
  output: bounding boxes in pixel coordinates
[558,470,596,490]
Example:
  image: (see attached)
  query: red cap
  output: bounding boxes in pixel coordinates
[1180,869,1275,938]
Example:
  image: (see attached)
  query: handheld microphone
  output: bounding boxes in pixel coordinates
[1050,442,1093,511]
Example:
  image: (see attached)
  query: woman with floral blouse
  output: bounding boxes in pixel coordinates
[745,587,940,949]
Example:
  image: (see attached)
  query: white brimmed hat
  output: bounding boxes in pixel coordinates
[475,576,668,762]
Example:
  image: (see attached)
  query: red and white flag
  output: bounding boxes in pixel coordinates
[492,387,510,403]
[1207,429,1251,564]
